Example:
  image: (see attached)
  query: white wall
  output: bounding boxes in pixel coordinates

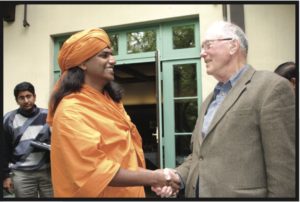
[244,4,295,71]
[3,4,296,115]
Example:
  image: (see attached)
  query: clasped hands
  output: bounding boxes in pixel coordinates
[151,168,180,198]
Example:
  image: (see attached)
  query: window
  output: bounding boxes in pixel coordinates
[109,34,119,56]
[127,30,156,54]
[173,25,195,49]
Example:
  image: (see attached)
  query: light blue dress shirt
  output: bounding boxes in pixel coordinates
[201,64,248,136]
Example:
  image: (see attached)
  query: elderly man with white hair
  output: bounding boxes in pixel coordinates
[152,20,295,198]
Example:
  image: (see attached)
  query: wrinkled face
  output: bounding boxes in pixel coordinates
[16,91,36,114]
[200,35,232,79]
[83,47,116,85]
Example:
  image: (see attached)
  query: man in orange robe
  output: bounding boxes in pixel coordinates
[47,28,180,198]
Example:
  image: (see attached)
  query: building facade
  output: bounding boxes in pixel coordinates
[3,4,297,175]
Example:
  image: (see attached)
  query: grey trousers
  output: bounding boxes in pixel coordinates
[12,168,54,198]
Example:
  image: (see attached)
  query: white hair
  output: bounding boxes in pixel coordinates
[204,20,248,54]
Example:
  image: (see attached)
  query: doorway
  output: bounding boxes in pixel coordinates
[114,62,159,170]
[114,62,161,198]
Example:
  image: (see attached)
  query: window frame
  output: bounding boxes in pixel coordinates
[161,18,200,61]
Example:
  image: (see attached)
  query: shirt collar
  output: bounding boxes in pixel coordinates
[213,64,249,98]
[18,105,39,118]
[229,64,249,86]
[215,64,249,89]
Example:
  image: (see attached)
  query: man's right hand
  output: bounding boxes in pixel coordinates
[3,178,14,195]
[152,168,180,197]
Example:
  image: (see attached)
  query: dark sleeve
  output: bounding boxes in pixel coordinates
[3,117,12,180]
[177,173,185,190]
[49,126,52,142]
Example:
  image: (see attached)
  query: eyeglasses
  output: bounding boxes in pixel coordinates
[18,94,33,101]
[201,38,233,51]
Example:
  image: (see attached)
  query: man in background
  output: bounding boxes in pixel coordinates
[3,82,53,198]
[274,61,296,94]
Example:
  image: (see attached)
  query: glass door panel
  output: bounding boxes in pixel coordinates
[175,135,192,167]
[174,99,198,133]
[174,63,197,97]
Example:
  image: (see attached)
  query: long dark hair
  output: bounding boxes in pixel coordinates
[49,66,124,117]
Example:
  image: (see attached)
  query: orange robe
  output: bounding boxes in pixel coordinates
[50,84,146,197]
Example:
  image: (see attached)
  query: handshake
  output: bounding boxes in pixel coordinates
[151,168,180,198]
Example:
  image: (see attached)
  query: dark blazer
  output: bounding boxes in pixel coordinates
[176,65,295,198]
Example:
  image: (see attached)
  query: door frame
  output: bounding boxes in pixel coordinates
[161,59,202,169]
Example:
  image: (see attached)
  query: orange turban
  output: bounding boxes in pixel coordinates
[47,28,111,126]
[58,28,111,72]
